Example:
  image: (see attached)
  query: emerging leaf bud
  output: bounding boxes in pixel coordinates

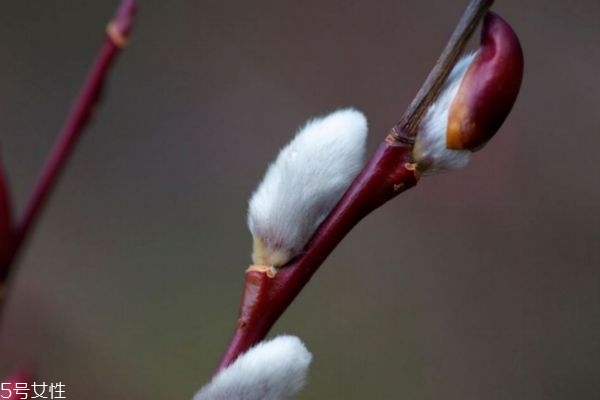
[247,109,368,267]
[414,12,523,174]
[194,335,312,400]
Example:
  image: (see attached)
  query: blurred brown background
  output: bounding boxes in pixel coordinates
[0,0,598,399]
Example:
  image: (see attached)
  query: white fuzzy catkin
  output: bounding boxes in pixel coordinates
[248,108,367,267]
[414,52,476,174]
[193,335,312,400]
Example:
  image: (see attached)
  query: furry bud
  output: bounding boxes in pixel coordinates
[193,335,312,400]
[248,108,367,267]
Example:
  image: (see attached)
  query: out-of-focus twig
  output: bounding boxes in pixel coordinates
[0,0,138,315]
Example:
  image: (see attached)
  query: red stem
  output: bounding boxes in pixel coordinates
[217,140,418,370]
[0,0,137,303]
[7,0,137,269]
[0,156,14,270]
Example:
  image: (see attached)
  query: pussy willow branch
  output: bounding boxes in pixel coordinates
[216,0,494,371]
[0,0,137,314]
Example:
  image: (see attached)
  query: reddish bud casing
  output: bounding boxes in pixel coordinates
[447,12,524,151]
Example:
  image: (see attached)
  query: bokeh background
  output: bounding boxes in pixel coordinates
[0,0,598,399]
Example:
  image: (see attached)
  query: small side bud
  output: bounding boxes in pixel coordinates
[447,12,524,150]
[193,335,312,400]
[248,108,367,267]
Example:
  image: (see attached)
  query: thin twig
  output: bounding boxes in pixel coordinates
[0,156,14,270]
[14,0,137,252]
[0,0,137,302]
[391,0,494,141]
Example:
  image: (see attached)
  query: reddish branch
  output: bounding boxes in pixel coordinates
[0,0,138,305]
[0,157,14,270]
[217,0,496,371]
[14,0,138,256]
